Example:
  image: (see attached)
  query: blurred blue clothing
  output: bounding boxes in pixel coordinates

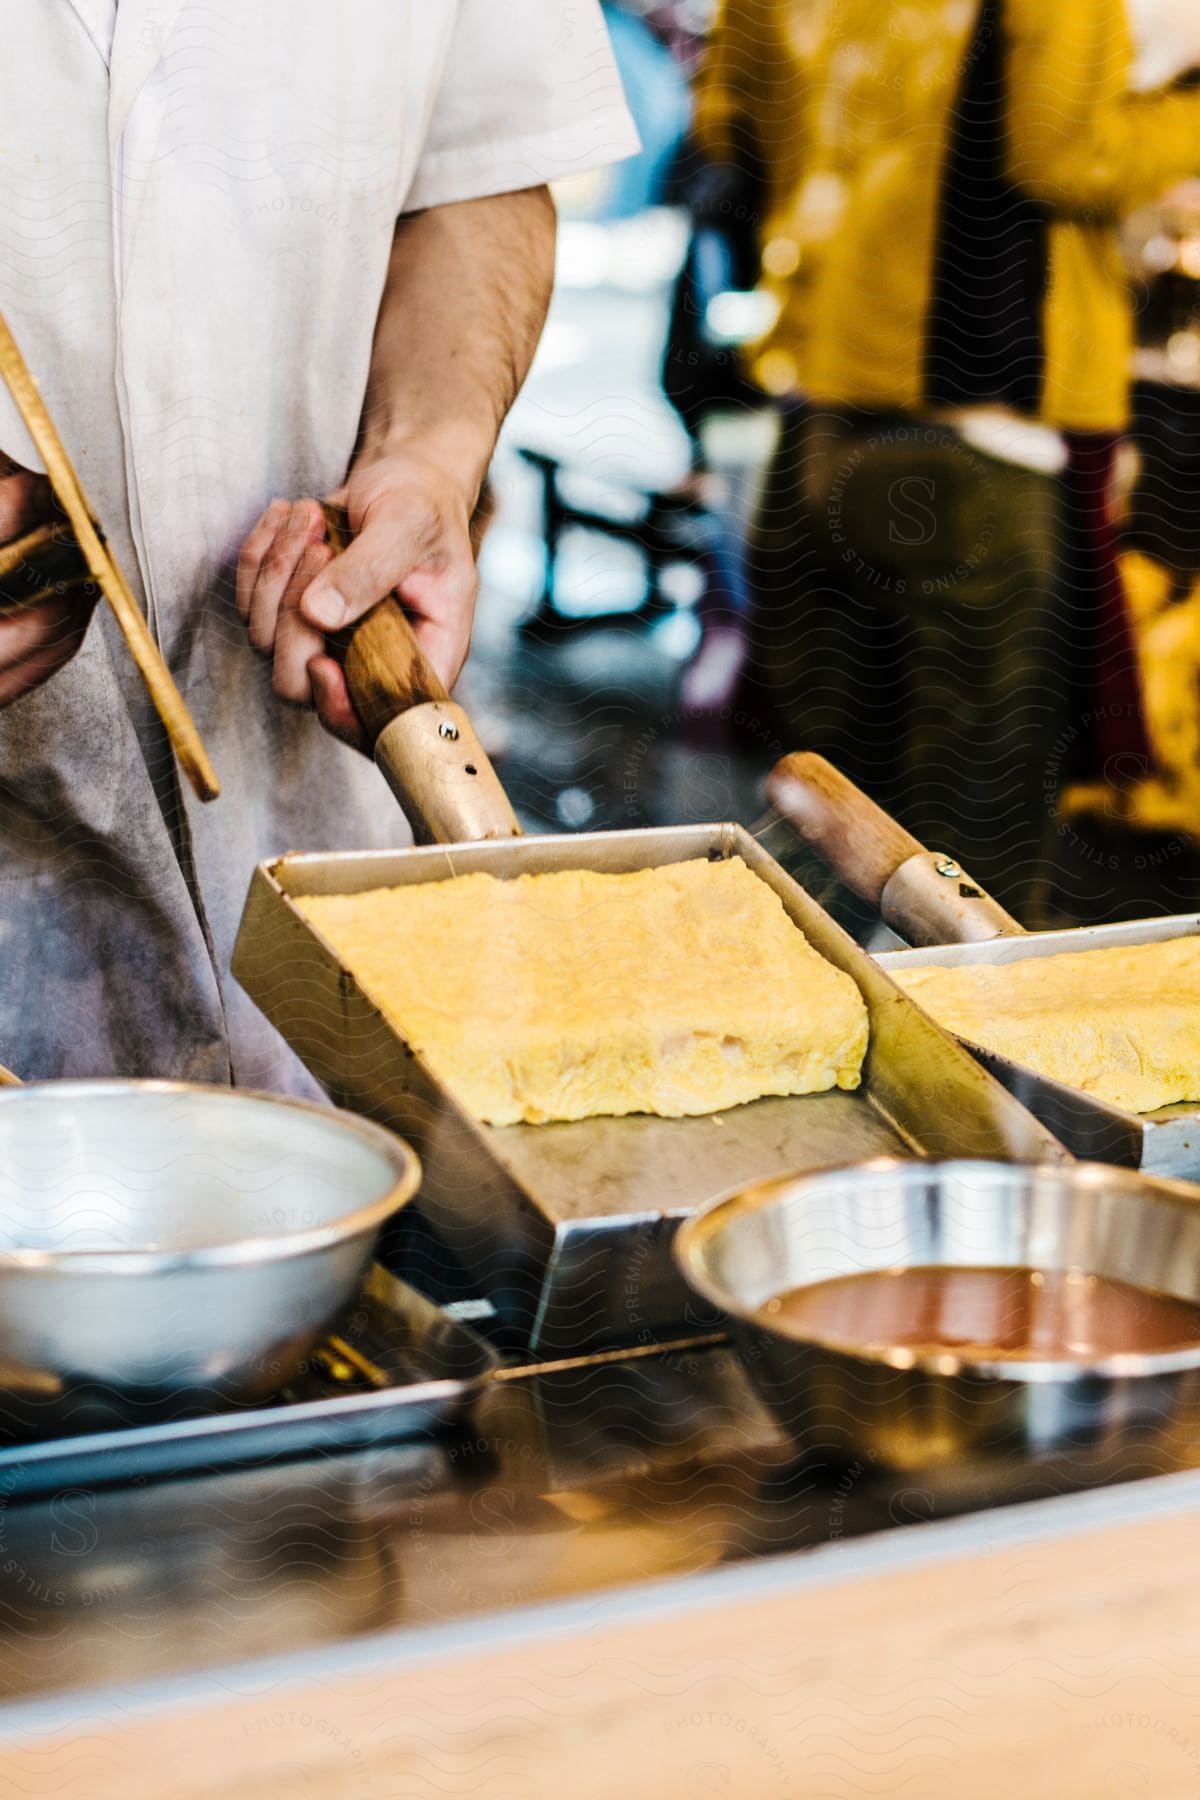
[597,5,691,218]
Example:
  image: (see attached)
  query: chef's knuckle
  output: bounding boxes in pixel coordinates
[300,543,331,583]
[263,545,295,579]
[270,664,298,702]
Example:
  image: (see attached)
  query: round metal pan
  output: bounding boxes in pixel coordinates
[0,1081,420,1426]
[675,1159,1200,1480]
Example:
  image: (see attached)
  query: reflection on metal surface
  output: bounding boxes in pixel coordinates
[0,1263,497,1501]
[0,1456,419,1700]
[0,1336,790,1704]
[0,1315,1193,1710]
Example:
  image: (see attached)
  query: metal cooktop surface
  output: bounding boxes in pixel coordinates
[0,1303,1187,1715]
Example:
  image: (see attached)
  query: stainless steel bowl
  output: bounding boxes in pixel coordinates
[0,1081,420,1421]
[675,1159,1200,1478]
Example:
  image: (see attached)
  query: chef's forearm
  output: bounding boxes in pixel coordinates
[357,186,557,503]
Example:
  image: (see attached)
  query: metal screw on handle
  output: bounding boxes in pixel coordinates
[882,849,1024,943]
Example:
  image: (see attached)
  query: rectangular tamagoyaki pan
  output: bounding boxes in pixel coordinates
[767,752,1200,1180]
[233,826,1067,1357]
[233,553,1065,1355]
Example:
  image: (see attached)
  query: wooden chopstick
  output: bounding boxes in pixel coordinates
[0,308,220,802]
[0,518,75,584]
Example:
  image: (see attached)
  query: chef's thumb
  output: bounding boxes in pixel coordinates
[300,519,419,633]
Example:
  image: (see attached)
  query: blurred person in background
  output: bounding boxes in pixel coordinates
[655,1,823,712]
[694,0,1200,920]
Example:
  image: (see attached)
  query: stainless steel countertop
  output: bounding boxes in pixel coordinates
[0,1331,1193,1726]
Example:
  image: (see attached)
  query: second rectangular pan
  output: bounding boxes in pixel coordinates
[874,916,1200,1179]
[233,822,1066,1356]
[767,752,1200,1180]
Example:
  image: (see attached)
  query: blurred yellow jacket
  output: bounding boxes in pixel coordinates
[695,0,1200,429]
[1065,550,1200,836]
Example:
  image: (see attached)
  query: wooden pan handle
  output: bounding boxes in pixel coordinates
[319,505,449,733]
[321,504,521,845]
[766,751,1024,945]
[341,590,449,740]
[766,752,923,905]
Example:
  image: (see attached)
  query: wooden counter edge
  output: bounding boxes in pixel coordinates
[3,1466,1200,1799]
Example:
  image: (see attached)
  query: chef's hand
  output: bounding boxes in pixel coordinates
[235,448,479,749]
[0,453,96,707]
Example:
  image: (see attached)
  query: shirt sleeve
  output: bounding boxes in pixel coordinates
[404,0,641,212]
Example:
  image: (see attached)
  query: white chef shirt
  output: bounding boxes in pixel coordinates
[67,0,115,60]
[0,0,637,1088]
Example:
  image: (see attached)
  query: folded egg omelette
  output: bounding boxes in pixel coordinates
[296,856,869,1126]
[891,935,1200,1114]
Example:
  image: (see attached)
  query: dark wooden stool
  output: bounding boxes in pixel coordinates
[517,446,707,637]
